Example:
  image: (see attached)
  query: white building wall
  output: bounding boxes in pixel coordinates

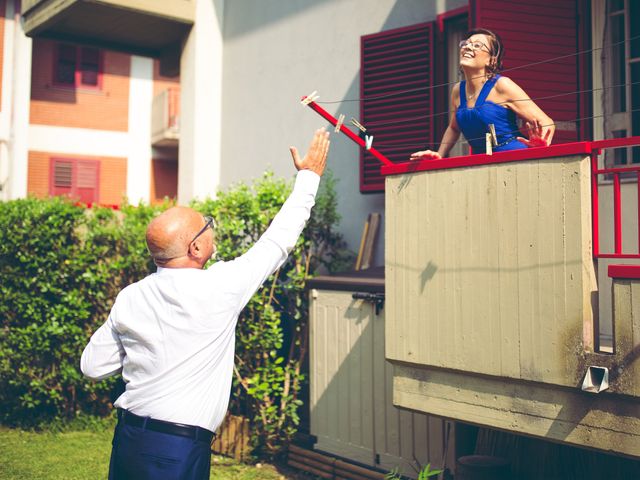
[220,0,467,266]
[28,125,130,157]
[127,55,154,205]
[0,0,14,200]
[178,0,224,204]
[0,1,32,201]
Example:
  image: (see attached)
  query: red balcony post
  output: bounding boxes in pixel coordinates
[638,171,640,255]
[591,152,600,258]
[613,173,622,255]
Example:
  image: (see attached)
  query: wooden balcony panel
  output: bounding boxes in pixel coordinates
[384,151,640,458]
[385,153,596,386]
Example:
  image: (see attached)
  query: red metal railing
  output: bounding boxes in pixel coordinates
[74,201,120,210]
[591,136,640,259]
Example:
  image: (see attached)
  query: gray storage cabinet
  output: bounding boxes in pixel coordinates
[308,269,455,478]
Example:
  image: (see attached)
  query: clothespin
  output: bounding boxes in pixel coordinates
[488,123,498,146]
[335,114,345,133]
[365,135,374,150]
[350,117,367,133]
[350,118,373,149]
[301,90,320,105]
[365,134,374,150]
[485,133,493,155]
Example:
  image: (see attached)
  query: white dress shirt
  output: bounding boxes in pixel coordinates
[81,170,320,432]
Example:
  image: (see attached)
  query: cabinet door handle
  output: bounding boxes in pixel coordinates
[352,292,385,315]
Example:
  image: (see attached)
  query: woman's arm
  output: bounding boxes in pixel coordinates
[437,121,462,157]
[495,76,555,146]
[410,84,461,160]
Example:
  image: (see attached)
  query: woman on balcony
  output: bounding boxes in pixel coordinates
[410,28,554,160]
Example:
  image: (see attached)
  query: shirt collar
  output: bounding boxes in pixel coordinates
[156,266,203,274]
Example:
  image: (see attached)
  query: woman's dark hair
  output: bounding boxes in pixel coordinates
[465,28,504,77]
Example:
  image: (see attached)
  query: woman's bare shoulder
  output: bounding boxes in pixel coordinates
[495,76,530,100]
[495,75,520,92]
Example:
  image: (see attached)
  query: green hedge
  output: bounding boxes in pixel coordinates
[0,197,160,425]
[0,172,351,455]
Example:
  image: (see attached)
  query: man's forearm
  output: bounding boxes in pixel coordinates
[260,169,319,255]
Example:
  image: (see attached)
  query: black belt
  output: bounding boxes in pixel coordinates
[117,409,215,443]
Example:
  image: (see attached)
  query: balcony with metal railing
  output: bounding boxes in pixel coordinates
[151,87,180,147]
[381,138,640,459]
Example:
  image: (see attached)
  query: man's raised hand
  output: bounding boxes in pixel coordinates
[290,127,330,176]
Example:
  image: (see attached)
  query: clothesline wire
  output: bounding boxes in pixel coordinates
[363,80,640,129]
[317,34,640,105]
[370,107,640,154]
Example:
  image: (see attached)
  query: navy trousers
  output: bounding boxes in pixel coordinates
[108,422,212,480]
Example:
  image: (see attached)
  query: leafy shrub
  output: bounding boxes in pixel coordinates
[0,198,162,426]
[0,171,352,457]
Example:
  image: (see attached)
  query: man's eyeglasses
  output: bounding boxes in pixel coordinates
[459,40,490,53]
[190,216,215,244]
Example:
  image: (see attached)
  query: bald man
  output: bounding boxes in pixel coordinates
[81,128,330,480]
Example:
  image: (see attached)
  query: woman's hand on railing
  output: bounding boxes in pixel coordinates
[517,120,553,148]
[409,150,442,161]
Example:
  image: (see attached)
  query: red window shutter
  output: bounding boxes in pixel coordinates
[361,22,435,193]
[471,0,584,143]
[55,44,77,85]
[76,160,100,205]
[80,47,100,86]
[51,159,73,197]
[50,158,100,205]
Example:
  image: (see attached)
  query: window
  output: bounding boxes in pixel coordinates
[360,22,435,193]
[54,43,102,88]
[50,158,100,205]
[600,0,640,166]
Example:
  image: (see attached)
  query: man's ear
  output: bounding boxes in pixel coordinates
[187,240,201,258]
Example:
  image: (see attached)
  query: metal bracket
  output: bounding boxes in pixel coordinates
[352,292,385,315]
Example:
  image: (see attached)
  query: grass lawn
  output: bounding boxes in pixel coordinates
[0,427,312,480]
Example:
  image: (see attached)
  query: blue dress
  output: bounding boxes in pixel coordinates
[456,75,527,154]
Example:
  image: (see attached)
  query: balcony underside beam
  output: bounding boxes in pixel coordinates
[392,363,640,459]
[23,0,194,68]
